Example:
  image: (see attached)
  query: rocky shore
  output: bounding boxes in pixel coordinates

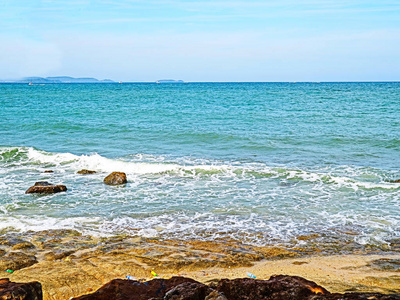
[2,172,398,298]
[2,273,400,299]
[71,275,400,300]
[0,230,399,299]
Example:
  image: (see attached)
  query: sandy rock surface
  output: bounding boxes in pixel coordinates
[0,231,398,300]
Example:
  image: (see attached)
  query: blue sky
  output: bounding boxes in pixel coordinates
[0,0,399,81]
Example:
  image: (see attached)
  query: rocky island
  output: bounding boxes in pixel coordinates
[0,76,115,83]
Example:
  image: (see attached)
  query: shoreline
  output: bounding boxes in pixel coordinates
[0,230,399,299]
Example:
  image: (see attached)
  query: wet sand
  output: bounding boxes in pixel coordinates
[1,231,399,299]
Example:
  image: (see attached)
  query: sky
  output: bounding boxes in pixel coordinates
[0,0,399,82]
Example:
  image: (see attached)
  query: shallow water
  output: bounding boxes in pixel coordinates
[0,82,399,249]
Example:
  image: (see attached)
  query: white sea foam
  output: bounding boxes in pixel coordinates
[0,215,103,235]
[27,147,78,164]
[0,205,398,247]
[1,146,399,246]
[20,147,230,176]
[3,147,399,190]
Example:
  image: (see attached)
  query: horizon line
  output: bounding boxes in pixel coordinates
[1,80,399,84]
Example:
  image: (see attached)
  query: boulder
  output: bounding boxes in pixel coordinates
[103,172,127,185]
[0,278,42,300]
[25,182,67,194]
[216,275,329,299]
[71,277,198,300]
[72,275,400,300]
[77,169,97,175]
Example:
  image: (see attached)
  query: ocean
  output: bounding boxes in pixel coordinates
[1,82,399,251]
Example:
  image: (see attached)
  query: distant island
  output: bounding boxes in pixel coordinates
[0,76,115,83]
[0,77,189,84]
[156,79,184,83]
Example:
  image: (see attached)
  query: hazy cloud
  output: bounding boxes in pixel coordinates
[0,35,62,78]
[1,0,399,81]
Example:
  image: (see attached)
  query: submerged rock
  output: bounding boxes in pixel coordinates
[77,169,97,175]
[44,249,75,261]
[25,182,67,194]
[0,252,38,271]
[0,278,42,300]
[103,172,127,185]
[367,258,400,272]
[12,242,35,250]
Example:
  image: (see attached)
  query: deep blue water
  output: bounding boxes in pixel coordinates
[0,82,399,248]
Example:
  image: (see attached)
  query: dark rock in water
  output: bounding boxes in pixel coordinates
[0,278,42,300]
[0,252,38,271]
[44,249,75,261]
[43,170,54,173]
[103,172,127,185]
[77,169,97,174]
[71,275,400,300]
[12,242,35,250]
[367,258,400,272]
[390,179,400,183]
[72,277,198,300]
[0,237,30,247]
[25,182,67,194]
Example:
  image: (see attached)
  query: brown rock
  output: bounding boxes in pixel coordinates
[77,169,97,175]
[44,250,75,261]
[331,294,400,299]
[12,242,35,250]
[25,182,67,194]
[71,277,197,300]
[43,170,53,173]
[216,275,329,300]
[0,278,42,300]
[205,290,228,300]
[390,179,400,183]
[215,276,400,300]
[103,172,127,185]
[0,252,38,271]
[57,274,400,300]
[164,282,214,300]
[0,237,28,247]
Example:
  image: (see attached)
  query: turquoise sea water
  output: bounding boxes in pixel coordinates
[0,82,399,249]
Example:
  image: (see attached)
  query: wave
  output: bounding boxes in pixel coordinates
[0,211,397,249]
[1,146,399,247]
[1,146,399,191]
